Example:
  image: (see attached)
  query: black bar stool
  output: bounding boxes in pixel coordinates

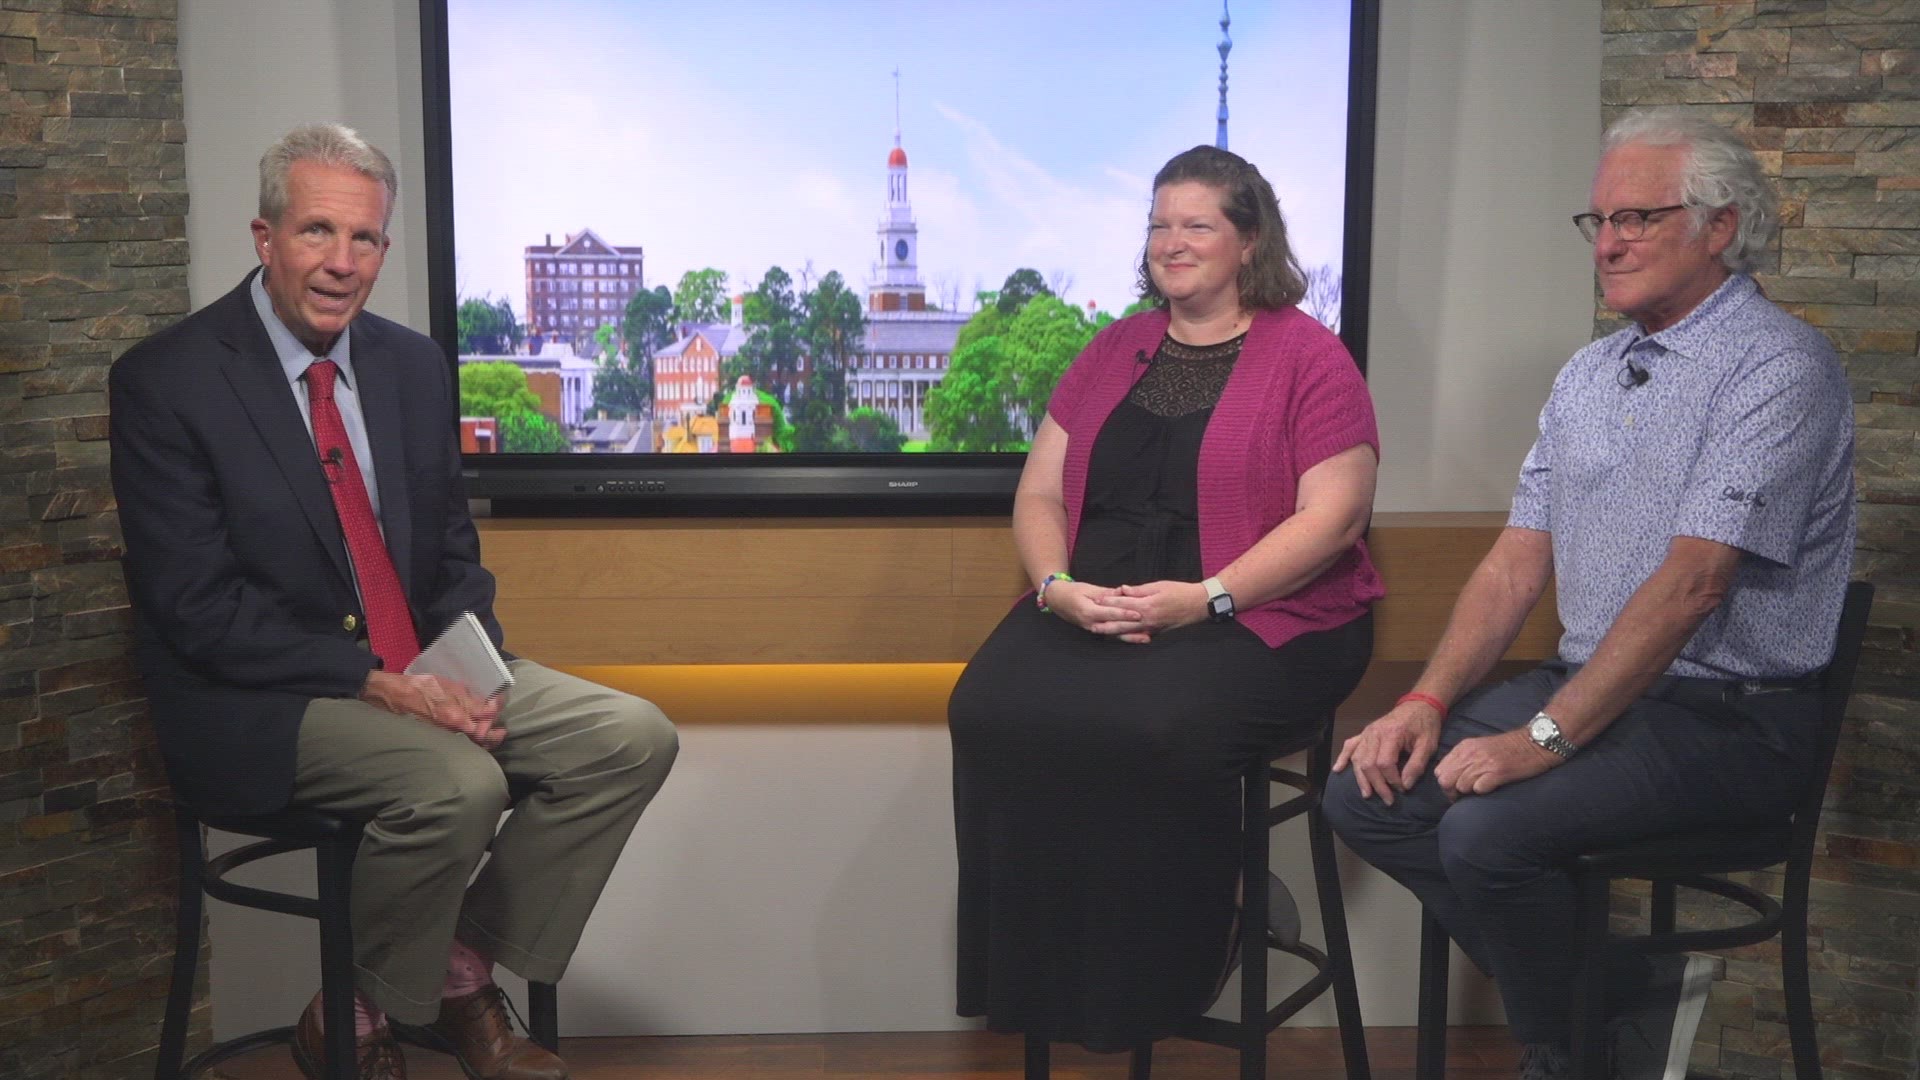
[1416,581,1874,1080]
[154,803,559,1079]
[1025,716,1372,1080]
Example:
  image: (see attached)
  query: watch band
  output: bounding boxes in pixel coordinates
[1203,576,1234,622]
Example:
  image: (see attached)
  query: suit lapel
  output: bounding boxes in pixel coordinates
[214,280,355,588]
[350,317,415,598]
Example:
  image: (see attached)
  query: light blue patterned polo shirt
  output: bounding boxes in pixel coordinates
[1509,274,1855,678]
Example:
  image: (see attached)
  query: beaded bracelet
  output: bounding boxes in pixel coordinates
[1036,571,1074,614]
[1396,691,1448,720]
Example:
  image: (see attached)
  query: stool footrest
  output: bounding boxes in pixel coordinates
[202,835,333,918]
[177,1025,295,1078]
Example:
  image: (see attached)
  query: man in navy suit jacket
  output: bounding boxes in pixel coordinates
[110,122,677,1080]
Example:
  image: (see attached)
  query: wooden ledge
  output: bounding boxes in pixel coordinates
[483,512,1556,667]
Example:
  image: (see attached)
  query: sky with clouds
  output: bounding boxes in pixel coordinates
[446,0,1353,318]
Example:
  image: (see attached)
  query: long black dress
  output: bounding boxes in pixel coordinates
[949,332,1373,1050]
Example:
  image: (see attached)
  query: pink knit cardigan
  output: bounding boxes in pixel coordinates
[1046,306,1384,648]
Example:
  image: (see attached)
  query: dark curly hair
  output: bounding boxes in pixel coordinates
[1135,145,1306,310]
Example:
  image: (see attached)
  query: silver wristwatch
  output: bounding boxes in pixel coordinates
[1526,712,1578,759]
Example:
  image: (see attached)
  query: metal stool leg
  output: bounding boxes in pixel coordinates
[156,807,206,1080]
[1568,871,1611,1080]
[529,981,560,1052]
[1240,762,1270,1080]
[1024,1034,1049,1080]
[1129,1042,1154,1080]
[1310,811,1370,1078]
[1782,896,1822,1080]
[1415,910,1451,1080]
[1651,880,1676,935]
[316,835,359,1080]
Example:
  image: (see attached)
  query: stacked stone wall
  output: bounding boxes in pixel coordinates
[1602,3,1920,1079]
[0,0,192,1076]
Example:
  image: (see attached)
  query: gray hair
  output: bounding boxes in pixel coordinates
[1602,109,1776,273]
[258,122,398,227]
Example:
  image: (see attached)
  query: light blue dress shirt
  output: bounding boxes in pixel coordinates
[249,270,383,519]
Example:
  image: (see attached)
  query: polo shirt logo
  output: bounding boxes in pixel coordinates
[1721,485,1767,509]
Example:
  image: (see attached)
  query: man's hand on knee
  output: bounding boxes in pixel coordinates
[360,670,505,748]
[1333,701,1442,805]
[1434,730,1558,800]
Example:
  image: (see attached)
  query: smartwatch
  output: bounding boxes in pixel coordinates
[1203,576,1235,623]
[1526,712,1578,759]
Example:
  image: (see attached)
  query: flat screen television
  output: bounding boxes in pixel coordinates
[418,0,1378,513]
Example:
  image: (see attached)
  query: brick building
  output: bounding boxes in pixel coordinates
[523,228,644,355]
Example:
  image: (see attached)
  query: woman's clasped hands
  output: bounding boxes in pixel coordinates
[1048,579,1210,644]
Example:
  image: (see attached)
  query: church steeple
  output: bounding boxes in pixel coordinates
[871,68,925,313]
[1215,1,1232,150]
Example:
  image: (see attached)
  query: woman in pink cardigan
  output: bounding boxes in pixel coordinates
[948,145,1383,1055]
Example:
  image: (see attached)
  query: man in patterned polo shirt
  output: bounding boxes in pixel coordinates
[1324,110,1855,1080]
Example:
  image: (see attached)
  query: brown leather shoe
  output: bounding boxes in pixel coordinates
[291,995,407,1080]
[426,985,567,1080]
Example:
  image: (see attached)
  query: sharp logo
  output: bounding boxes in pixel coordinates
[888,480,920,488]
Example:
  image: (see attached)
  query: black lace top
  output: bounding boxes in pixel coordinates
[1070,332,1246,588]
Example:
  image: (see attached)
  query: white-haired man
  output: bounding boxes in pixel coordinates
[1324,110,1855,1080]
[111,123,679,1080]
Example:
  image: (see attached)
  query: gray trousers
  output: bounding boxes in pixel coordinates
[294,659,678,1024]
[1322,662,1816,1045]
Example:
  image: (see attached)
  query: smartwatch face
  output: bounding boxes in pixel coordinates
[1208,593,1233,621]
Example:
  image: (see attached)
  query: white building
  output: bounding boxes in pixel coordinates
[854,131,968,440]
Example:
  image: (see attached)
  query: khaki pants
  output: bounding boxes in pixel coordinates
[293,659,677,1024]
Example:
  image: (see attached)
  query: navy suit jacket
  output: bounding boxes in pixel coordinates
[109,272,504,814]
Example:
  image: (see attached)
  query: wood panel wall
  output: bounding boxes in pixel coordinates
[480,511,1559,668]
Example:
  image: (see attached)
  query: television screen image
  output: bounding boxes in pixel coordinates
[421,0,1375,507]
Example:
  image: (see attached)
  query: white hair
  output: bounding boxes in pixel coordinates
[1603,109,1777,274]
[258,122,398,227]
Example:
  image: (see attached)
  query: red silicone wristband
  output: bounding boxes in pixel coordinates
[1396,691,1448,720]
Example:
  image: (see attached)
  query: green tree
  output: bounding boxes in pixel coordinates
[498,410,571,453]
[833,407,906,452]
[925,350,1023,451]
[994,267,1052,316]
[673,268,731,326]
[742,265,800,327]
[953,302,1009,353]
[458,361,569,451]
[458,361,544,419]
[926,295,1097,451]
[730,266,806,405]
[496,298,522,351]
[592,357,651,419]
[623,285,676,359]
[586,286,671,420]
[792,270,865,448]
[457,294,519,354]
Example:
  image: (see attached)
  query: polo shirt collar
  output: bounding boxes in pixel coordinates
[1624,273,1757,360]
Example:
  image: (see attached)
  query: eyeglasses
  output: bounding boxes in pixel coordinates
[1572,205,1688,243]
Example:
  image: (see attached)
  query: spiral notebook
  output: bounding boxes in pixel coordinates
[405,611,514,699]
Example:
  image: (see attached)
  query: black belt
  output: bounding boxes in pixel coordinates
[1718,672,1824,696]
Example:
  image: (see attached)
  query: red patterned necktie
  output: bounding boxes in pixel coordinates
[305,359,420,671]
